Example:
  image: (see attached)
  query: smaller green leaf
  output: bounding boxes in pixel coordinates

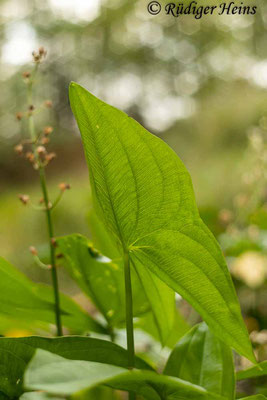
[0,257,104,335]
[0,335,151,398]
[164,322,235,399]
[24,349,227,400]
[239,396,267,400]
[56,234,149,325]
[237,361,267,380]
[20,393,61,400]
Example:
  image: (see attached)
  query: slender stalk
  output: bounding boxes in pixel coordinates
[123,251,135,400]
[27,69,63,336]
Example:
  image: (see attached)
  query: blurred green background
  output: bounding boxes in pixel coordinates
[0,0,266,385]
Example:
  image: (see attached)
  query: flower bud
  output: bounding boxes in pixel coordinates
[45,152,56,163]
[41,137,50,145]
[51,238,57,247]
[16,112,23,121]
[18,194,29,205]
[58,182,71,191]
[43,126,53,135]
[37,146,46,155]
[23,71,31,79]
[28,105,35,111]
[44,100,52,108]
[29,246,38,256]
[14,144,23,155]
[25,152,35,163]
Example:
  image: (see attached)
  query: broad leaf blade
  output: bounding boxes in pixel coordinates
[69,82,254,362]
[0,335,151,398]
[0,257,104,335]
[237,361,267,380]
[24,349,227,400]
[56,234,149,325]
[164,322,235,399]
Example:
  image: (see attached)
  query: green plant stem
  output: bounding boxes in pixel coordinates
[39,167,63,336]
[123,251,135,400]
[27,69,63,336]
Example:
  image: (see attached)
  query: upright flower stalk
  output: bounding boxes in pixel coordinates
[15,48,70,336]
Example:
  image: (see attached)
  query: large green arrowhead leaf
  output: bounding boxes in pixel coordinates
[69,82,254,362]
[164,322,235,399]
[56,233,149,326]
[0,335,151,398]
[237,361,267,380]
[0,257,105,335]
[24,349,227,400]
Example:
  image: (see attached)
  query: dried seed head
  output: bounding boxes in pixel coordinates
[18,194,29,205]
[25,152,35,163]
[41,137,50,145]
[29,246,38,256]
[58,182,71,192]
[22,71,31,79]
[14,144,23,155]
[45,152,56,163]
[37,146,46,155]
[43,126,53,135]
[16,112,23,121]
[44,100,52,108]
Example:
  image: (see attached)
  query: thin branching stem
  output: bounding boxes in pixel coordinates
[27,64,63,336]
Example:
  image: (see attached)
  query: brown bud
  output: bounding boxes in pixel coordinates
[18,194,29,205]
[14,144,23,155]
[51,238,57,247]
[58,182,71,192]
[37,146,46,155]
[39,46,45,55]
[32,51,40,63]
[44,100,52,108]
[23,71,31,79]
[56,253,63,259]
[25,152,35,163]
[28,105,35,111]
[43,126,53,135]
[29,246,38,256]
[45,152,56,163]
[16,112,23,121]
[41,137,50,145]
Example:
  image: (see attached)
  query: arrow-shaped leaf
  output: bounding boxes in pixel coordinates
[69,82,254,362]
